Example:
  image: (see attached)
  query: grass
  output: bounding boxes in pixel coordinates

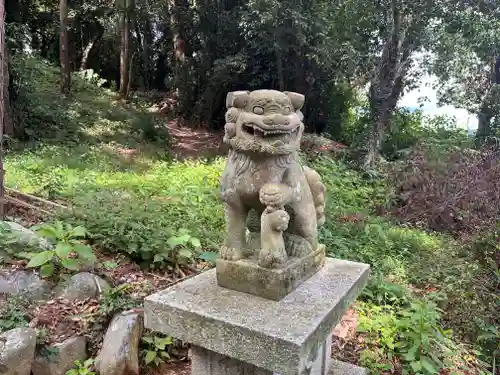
[4,56,498,374]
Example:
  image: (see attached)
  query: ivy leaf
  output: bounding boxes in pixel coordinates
[144,350,157,365]
[26,251,54,268]
[34,226,58,240]
[410,360,422,372]
[83,358,94,368]
[60,258,81,271]
[167,235,190,249]
[54,221,65,238]
[55,242,73,258]
[420,356,438,374]
[72,243,95,261]
[142,336,154,344]
[71,226,88,238]
[155,336,173,349]
[39,263,55,278]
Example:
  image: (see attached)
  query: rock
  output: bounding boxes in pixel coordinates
[96,312,143,375]
[1,221,52,250]
[0,270,53,301]
[0,327,37,375]
[32,336,87,375]
[55,272,111,300]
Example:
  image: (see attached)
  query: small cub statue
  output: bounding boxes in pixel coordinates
[220,89,326,269]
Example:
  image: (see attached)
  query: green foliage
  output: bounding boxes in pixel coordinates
[36,328,60,361]
[98,284,139,317]
[10,56,169,146]
[340,105,471,160]
[24,222,95,277]
[358,299,467,375]
[476,322,499,372]
[3,55,495,372]
[49,159,224,266]
[0,222,27,263]
[141,333,173,366]
[152,228,202,267]
[65,359,96,375]
[382,110,471,160]
[362,277,411,307]
[75,69,107,88]
[0,297,30,332]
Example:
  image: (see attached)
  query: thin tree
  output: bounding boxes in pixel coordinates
[0,0,5,219]
[119,0,133,99]
[60,0,71,94]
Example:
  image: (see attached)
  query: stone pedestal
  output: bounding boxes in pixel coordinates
[216,245,326,301]
[144,258,369,375]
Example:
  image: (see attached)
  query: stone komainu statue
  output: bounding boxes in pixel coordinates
[220,89,326,268]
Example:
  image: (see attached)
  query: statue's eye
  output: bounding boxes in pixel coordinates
[253,106,264,115]
[283,106,292,115]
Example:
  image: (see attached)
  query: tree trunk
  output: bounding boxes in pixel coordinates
[0,0,5,218]
[127,52,136,98]
[362,0,412,169]
[80,28,103,71]
[119,4,131,99]
[59,0,71,94]
[3,48,13,136]
[170,0,190,118]
[475,56,499,146]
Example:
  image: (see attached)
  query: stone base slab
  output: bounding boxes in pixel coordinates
[329,360,369,375]
[216,245,326,301]
[190,346,368,375]
[145,258,369,375]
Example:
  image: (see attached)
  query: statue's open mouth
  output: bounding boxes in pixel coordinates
[242,123,300,140]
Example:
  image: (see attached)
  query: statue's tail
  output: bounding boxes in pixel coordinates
[303,166,326,227]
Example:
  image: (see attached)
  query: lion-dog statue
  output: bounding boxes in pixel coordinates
[220,89,326,269]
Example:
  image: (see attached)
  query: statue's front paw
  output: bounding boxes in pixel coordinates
[258,247,287,269]
[260,184,285,207]
[266,209,290,232]
[220,246,244,261]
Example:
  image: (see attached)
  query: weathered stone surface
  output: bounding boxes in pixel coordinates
[95,312,143,375]
[55,272,110,300]
[32,336,87,375]
[145,258,369,375]
[0,328,37,375]
[2,221,52,250]
[219,90,327,272]
[216,245,325,301]
[328,360,368,375]
[191,346,273,375]
[0,270,53,301]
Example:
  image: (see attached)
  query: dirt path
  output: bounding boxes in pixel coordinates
[166,120,225,160]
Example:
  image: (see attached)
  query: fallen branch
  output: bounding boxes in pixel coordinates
[4,196,53,216]
[5,187,68,210]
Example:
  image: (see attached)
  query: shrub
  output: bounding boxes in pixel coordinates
[340,105,471,161]
[0,297,30,332]
[382,111,471,160]
[357,299,481,375]
[24,222,95,278]
[388,145,500,236]
[58,159,225,265]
